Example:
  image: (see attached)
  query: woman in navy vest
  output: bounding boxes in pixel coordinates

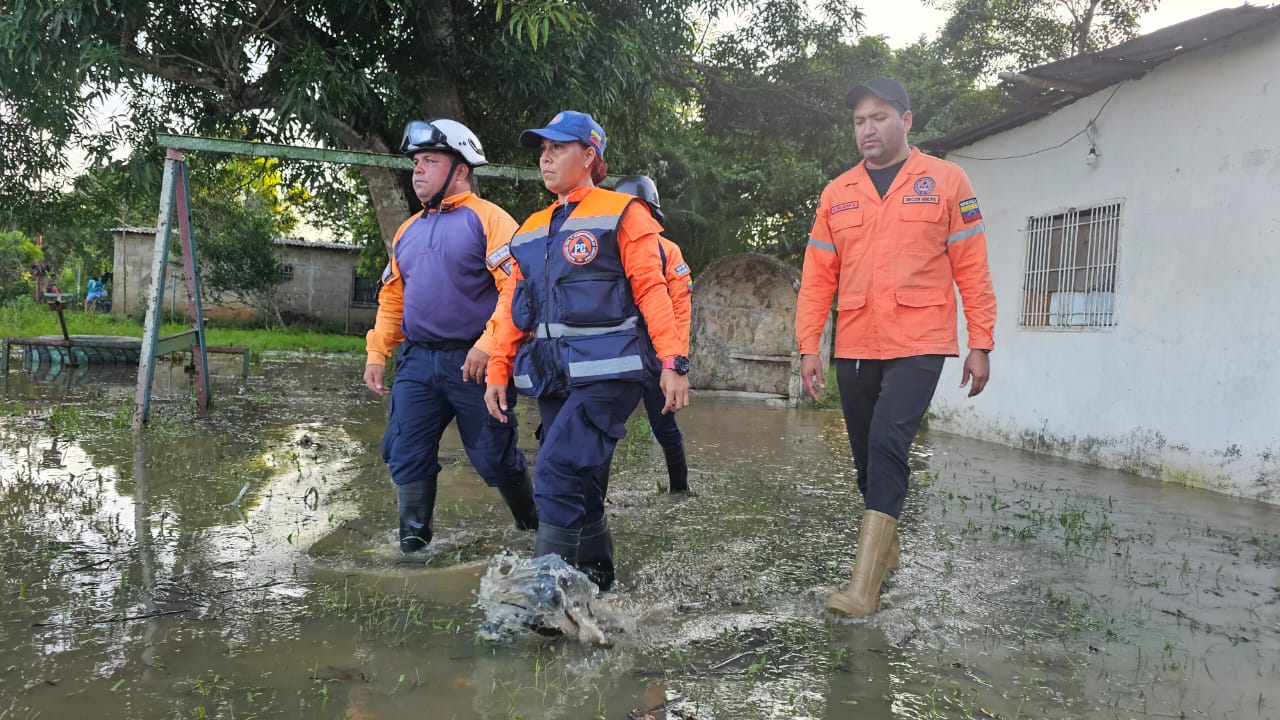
[484,111,690,591]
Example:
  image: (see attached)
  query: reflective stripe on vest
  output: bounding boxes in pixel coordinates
[534,316,638,339]
[569,356,645,378]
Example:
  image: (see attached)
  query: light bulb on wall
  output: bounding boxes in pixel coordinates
[1086,146,1098,167]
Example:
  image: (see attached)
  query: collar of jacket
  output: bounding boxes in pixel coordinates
[552,185,595,208]
[428,191,475,213]
[846,145,929,187]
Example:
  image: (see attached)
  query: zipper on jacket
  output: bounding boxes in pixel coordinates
[425,209,440,250]
[542,230,552,340]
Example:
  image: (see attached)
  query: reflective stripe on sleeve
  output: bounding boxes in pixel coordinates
[807,237,836,253]
[946,223,986,245]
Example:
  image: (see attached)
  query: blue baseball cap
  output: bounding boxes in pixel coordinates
[520,110,607,157]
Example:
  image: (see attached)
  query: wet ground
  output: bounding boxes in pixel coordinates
[0,355,1277,719]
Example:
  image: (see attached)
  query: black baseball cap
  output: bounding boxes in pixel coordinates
[845,77,911,112]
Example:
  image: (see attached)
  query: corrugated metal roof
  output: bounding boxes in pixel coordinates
[110,227,358,252]
[272,237,360,252]
[923,4,1280,152]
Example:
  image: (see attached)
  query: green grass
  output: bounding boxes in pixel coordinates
[1,299,364,355]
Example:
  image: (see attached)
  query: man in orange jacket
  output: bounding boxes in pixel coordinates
[614,175,693,492]
[795,77,996,618]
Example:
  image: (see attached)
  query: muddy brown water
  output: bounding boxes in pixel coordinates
[0,356,1277,719]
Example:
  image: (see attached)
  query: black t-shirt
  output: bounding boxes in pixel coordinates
[866,156,907,198]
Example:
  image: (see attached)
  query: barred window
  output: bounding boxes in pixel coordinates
[351,267,378,307]
[1021,202,1121,328]
[279,264,294,282]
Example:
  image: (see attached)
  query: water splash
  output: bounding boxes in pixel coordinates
[476,552,631,648]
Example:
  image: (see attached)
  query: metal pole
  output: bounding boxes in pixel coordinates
[133,150,180,430]
[176,163,212,414]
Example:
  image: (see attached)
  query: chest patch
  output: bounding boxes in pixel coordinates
[831,201,860,214]
[563,231,600,265]
[913,177,936,194]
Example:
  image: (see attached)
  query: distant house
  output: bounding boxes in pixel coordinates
[110,227,379,332]
[921,5,1280,502]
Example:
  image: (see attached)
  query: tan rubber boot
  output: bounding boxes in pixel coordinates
[885,529,900,576]
[826,510,897,618]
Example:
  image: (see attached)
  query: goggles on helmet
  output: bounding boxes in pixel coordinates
[400,121,448,156]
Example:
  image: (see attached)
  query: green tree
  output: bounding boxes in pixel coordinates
[197,204,287,329]
[0,230,43,304]
[927,0,1161,77]
[0,0,701,254]
[670,2,1003,265]
[192,156,303,328]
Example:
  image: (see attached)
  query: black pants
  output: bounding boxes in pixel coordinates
[836,355,945,518]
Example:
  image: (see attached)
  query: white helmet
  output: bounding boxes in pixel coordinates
[400,118,488,166]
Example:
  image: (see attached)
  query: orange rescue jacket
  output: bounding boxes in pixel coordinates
[659,236,692,345]
[796,148,996,360]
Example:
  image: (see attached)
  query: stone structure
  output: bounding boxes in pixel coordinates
[110,227,378,332]
[689,252,831,404]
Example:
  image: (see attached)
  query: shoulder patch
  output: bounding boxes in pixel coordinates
[959,197,982,223]
[499,259,514,276]
[674,263,691,277]
[486,244,512,269]
[380,263,397,284]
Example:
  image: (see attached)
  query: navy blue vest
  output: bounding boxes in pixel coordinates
[508,188,659,396]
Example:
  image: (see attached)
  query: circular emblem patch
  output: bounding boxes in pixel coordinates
[913,177,936,195]
[563,231,599,265]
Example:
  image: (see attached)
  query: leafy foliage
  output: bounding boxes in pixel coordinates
[927,0,1161,77]
[192,157,303,328]
[0,0,1163,288]
[0,230,44,304]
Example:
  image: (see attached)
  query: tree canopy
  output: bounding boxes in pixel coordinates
[1,0,1163,293]
[927,0,1161,77]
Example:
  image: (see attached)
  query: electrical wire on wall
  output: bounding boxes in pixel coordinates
[948,82,1124,161]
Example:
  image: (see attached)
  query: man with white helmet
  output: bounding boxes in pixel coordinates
[365,118,536,554]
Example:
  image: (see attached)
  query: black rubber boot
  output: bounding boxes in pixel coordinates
[577,516,616,592]
[397,477,436,553]
[663,443,689,493]
[497,470,538,531]
[534,523,581,566]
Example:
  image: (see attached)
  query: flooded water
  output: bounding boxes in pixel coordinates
[1,355,1277,719]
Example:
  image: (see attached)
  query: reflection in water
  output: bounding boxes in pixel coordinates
[0,358,1277,719]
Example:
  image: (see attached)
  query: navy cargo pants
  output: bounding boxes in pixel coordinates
[382,342,527,488]
[534,381,643,529]
[641,376,683,450]
[836,355,945,518]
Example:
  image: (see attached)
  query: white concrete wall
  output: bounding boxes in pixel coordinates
[931,25,1280,502]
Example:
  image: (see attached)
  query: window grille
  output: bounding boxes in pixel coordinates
[279,264,294,282]
[1021,202,1121,328]
[351,267,379,307]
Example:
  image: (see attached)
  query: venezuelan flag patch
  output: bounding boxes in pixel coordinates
[959,197,982,224]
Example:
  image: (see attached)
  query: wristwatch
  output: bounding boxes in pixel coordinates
[662,355,691,376]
